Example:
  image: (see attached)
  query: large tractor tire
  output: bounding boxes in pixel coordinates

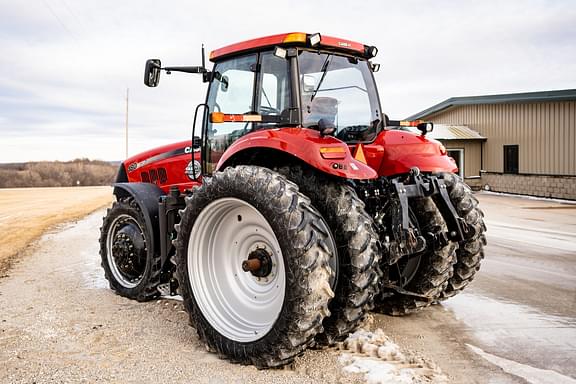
[174,166,334,368]
[375,197,456,316]
[99,198,162,301]
[438,173,486,299]
[278,166,380,345]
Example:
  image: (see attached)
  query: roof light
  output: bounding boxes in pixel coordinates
[283,33,307,44]
[371,63,380,72]
[274,47,287,58]
[309,33,321,46]
[365,45,378,58]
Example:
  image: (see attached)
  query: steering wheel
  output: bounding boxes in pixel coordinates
[336,125,366,141]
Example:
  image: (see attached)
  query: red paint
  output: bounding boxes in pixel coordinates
[125,140,201,193]
[363,130,458,176]
[319,35,365,54]
[216,128,378,180]
[210,32,368,61]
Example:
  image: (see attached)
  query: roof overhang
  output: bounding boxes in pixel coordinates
[407,89,576,120]
[209,32,376,62]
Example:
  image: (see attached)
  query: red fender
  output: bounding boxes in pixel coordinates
[363,130,458,176]
[216,128,378,180]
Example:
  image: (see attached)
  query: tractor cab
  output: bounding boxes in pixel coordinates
[145,32,384,175]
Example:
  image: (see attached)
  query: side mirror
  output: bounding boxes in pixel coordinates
[144,59,161,87]
[302,75,316,93]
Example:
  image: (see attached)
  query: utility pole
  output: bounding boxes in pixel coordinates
[125,88,129,158]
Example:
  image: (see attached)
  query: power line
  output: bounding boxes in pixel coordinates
[40,0,79,44]
[59,0,87,35]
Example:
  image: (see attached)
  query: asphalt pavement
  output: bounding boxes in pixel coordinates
[376,192,576,383]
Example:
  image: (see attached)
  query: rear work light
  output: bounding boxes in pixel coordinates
[309,33,321,46]
[365,45,378,58]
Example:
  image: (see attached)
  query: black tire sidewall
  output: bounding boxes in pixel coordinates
[99,200,156,300]
[176,166,333,365]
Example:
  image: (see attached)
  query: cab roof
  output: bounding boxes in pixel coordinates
[209,32,376,62]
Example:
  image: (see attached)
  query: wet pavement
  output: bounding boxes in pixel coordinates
[376,192,576,383]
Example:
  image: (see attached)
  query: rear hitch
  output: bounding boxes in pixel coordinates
[357,169,475,265]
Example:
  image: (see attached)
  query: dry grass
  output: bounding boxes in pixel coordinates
[0,186,113,275]
[0,159,117,188]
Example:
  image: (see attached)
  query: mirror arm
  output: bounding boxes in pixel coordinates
[162,66,207,74]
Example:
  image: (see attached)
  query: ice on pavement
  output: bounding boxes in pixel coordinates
[339,329,448,384]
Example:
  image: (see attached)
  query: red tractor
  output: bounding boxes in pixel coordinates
[99,32,486,368]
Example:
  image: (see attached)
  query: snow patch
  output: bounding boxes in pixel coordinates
[338,329,448,384]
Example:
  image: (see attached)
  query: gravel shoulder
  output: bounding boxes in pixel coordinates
[0,210,367,384]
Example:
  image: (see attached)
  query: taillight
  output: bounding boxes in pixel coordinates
[319,147,346,159]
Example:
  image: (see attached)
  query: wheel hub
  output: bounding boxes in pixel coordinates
[106,216,147,287]
[242,248,273,278]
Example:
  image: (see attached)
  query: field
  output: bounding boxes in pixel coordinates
[0,186,113,274]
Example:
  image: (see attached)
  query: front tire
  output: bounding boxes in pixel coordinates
[175,166,334,368]
[99,198,161,301]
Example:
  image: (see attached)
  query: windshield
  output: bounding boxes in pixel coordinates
[298,50,381,143]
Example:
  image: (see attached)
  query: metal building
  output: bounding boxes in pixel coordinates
[407,89,576,200]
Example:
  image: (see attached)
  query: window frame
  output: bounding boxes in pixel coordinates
[447,148,464,178]
[503,144,519,174]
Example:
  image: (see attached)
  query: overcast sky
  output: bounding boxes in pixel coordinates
[1,0,575,162]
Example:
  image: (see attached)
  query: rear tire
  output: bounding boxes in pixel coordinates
[99,198,161,301]
[438,173,486,299]
[375,197,456,316]
[277,166,380,345]
[175,166,334,368]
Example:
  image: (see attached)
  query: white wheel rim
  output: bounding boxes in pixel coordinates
[187,197,286,342]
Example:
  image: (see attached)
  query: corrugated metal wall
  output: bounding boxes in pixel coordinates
[442,140,482,178]
[428,101,576,176]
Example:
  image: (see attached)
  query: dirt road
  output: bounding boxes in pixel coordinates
[0,186,112,274]
[0,192,575,383]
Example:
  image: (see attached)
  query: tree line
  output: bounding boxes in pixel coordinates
[0,159,118,188]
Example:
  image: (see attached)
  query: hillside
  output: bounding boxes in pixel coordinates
[0,159,118,188]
